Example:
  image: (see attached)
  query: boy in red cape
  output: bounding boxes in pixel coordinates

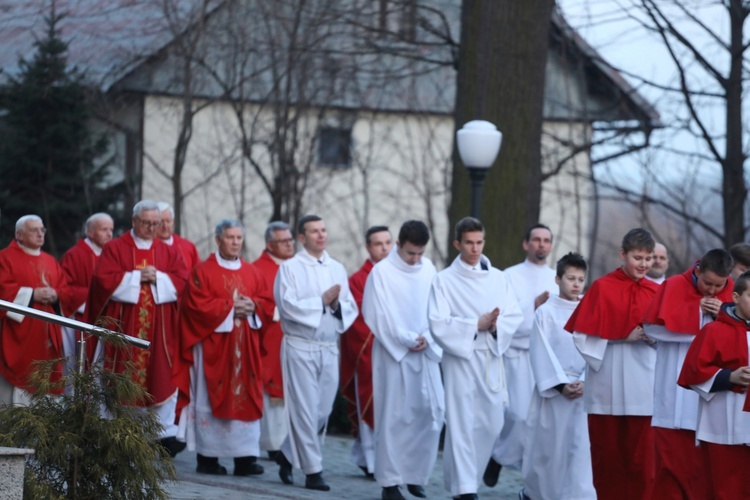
[564,228,658,500]
[678,271,750,500]
[643,249,733,499]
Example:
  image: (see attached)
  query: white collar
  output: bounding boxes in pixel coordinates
[84,238,103,256]
[130,229,154,250]
[215,251,241,270]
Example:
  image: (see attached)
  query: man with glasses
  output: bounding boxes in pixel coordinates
[87,200,189,457]
[252,221,295,461]
[0,215,70,405]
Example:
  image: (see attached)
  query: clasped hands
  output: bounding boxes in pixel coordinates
[234,295,256,319]
[33,286,58,305]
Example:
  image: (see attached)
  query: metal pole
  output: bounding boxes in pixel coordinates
[467,167,488,219]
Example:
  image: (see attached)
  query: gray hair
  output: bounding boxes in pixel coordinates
[264,221,291,242]
[15,215,42,233]
[85,212,113,232]
[132,200,160,218]
[157,201,174,217]
[215,219,245,238]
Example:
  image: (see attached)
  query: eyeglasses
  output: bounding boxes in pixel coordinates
[270,238,294,245]
[26,227,46,234]
[135,218,161,229]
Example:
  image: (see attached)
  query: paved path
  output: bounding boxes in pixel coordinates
[165,435,523,499]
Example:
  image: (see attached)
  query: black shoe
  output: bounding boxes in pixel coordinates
[382,486,406,500]
[407,484,426,498]
[195,454,227,475]
[483,457,502,487]
[275,452,293,485]
[234,456,264,476]
[305,472,330,491]
[267,450,280,461]
[159,436,187,458]
[359,465,375,480]
[453,495,479,500]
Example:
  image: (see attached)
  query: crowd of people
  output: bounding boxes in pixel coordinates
[1,200,750,500]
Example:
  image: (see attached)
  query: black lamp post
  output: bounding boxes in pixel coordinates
[456,120,503,219]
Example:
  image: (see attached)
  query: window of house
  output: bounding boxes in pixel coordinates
[379,0,418,43]
[318,127,352,169]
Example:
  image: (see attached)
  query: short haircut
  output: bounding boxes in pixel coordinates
[729,243,750,267]
[85,213,113,232]
[525,223,552,242]
[454,217,484,242]
[132,200,160,218]
[297,214,322,236]
[698,249,733,277]
[215,218,244,238]
[365,225,390,244]
[264,221,291,243]
[556,252,588,278]
[156,201,175,218]
[621,228,655,253]
[734,270,750,295]
[398,220,430,247]
[15,215,42,233]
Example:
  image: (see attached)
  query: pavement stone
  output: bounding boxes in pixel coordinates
[165,434,523,499]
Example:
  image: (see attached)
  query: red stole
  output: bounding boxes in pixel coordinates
[340,259,375,432]
[252,251,285,399]
[643,264,733,335]
[175,254,266,421]
[0,240,68,393]
[565,267,658,340]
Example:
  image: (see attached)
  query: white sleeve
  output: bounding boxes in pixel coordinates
[6,287,33,323]
[530,311,569,397]
[152,270,178,304]
[572,331,608,372]
[111,271,141,304]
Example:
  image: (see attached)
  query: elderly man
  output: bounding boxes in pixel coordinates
[0,215,69,404]
[646,242,670,285]
[157,201,200,270]
[252,221,295,460]
[175,219,268,476]
[340,225,393,479]
[273,215,357,491]
[60,213,114,374]
[87,200,189,457]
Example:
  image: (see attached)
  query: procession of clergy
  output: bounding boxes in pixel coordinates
[3,199,750,500]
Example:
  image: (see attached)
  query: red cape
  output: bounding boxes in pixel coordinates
[174,254,267,421]
[87,232,188,406]
[60,239,99,318]
[172,234,201,270]
[340,259,375,432]
[0,240,69,393]
[252,251,285,399]
[565,267,658,340]
[643,265,733,335]
[678,307,747,396]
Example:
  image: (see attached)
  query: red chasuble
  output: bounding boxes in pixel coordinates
[251,251,285,399]
[643,264,733,335]
[565,267,658,339]
[340,259,375,433]
[172,234,200,271]
[60,239,99,320]
[175,254,266,421]
[678,308,748,394]
[0,240,69,393]
[87,232,188,406]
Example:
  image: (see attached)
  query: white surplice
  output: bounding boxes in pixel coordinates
[363,249,444,488]
[493,259,557,466]
[523,294,595,500]
[429,255,522,496]
[273,248,357,474]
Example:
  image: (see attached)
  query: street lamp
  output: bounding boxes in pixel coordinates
[456,120,503,219]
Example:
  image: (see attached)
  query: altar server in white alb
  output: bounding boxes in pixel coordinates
[428,217,523,500]
[486,224,557,486]
[523,252,595,500]
[363,220,444,500]
[273,215,358,492]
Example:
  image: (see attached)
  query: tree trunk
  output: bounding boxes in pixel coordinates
[450,0,555,268]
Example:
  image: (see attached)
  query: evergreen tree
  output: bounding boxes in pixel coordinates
[0,7,111,257]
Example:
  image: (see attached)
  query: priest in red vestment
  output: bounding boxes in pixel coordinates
[252,221,295,459]
[565,228,659,500]
[0,215,70,403]
[642,249,733,500]
[175,218,269,476]
[157,201,201,270]
[87,200,188,457]
[340,225,392,478]
[59,213,114,372]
